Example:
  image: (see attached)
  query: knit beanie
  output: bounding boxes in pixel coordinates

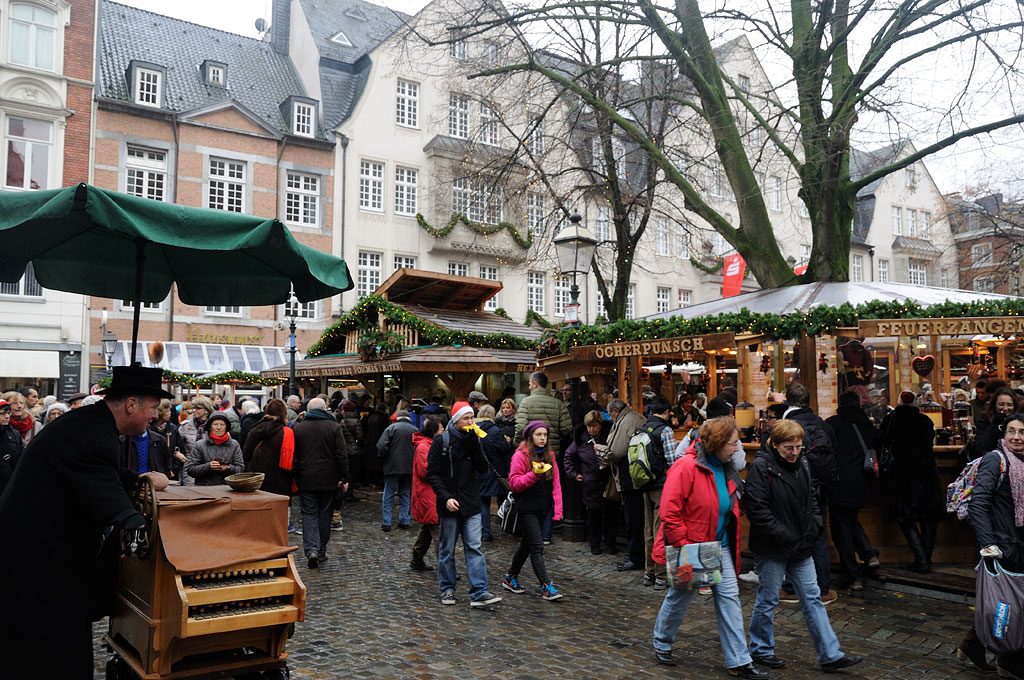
[899,391,915,405]
[451,401,473,423]
[522,420,549,444]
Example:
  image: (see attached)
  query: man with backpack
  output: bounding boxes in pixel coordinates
[632,396,676,589]
[602,398,648,573]
[782,382,838,604]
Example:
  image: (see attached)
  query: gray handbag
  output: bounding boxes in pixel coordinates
[975,558,1024,654]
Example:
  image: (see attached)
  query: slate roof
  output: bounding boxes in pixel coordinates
[298,0,410,128]
[848,141,907,237]
[393,303,544,340]
[262,345,538,379]
[891,236,942,255]
[99,0,312,137]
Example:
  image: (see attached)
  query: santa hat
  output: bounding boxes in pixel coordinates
[451,401,473,423]
[899,391,916,404]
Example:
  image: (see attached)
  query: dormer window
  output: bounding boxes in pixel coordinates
[135,67,162,107]
[293,102,313,137]
[330,29,352,47]
[202,60,227,87]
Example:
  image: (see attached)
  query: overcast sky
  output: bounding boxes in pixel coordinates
[117,0,1020,197]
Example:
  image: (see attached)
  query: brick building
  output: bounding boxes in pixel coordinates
[0,0,96,398]
[947,192,1024,295]
[90,0,336,394]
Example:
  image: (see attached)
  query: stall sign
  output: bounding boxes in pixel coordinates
[580,332,735,360]
[860,317,1024,337]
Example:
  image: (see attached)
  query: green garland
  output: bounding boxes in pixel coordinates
[416,213,533,249]
[493,307,512,319]
[525,309,554,328]
[98,370,283,389]
[307,294,538,357]
[550,298,1024,354]
[690,256,724,274]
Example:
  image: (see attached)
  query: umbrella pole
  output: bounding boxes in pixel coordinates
[130,239,146,366]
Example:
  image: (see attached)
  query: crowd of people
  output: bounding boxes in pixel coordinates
[1,366,1021,678]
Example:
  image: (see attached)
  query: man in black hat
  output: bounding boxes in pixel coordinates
[0,365,172,678]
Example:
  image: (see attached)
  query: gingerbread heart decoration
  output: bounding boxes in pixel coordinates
[911,355,935,377]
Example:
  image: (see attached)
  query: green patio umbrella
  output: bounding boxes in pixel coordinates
[0,183,353,363]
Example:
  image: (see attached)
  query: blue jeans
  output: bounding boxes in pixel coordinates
[749,555,842,664]
[480,495,494,539]
[653,550,751,669]
[438,512,490,600]
[382,474,412,527]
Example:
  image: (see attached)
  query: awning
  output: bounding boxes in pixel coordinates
[262,345,538,380]
[112,341,286,374]
[0,349,59,378]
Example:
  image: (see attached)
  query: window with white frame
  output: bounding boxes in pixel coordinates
[678,289,691,307]
[205,305,241,316]
[293,102,314,137]
[395,79,419,128]
[595,205,611,242]
[448,261,469,277]
[394,255,416,271]
[709,163,724,198]
[359,160,383,211]
[596,291,606,317]
[920,211,931,238]
[852,254,863,282]
[750,125,764,149]
[799,244,811,265]
[284,298,317,320]
[121,298,163,311]
[592,136,625,177]
[206,64,224,86]
[10,3,56,71]
[479,103,499,146]
[135,68,162,107]
[798,201,809,218]
[554,275,571,315]
[450,35,467,59]
[285,172,319,226]
[908,259,927,285]
[656,287,670,313]
[527,192,545,238]
[676,225,688,259]
[906,208,917,237]
[357,251,381,297]
[905,165,916,187]
[655,218,669,256]
[768,175,781,211]
[974,276,994,293]
[972,243,992,265]
[208,158,245,212]
[125,146,166,201]
[4,116,51,190]
[625,284,635,319]
[0,261,41,296]
[482,41,499,66]
[451,177,501,224]
[527,271,545,314]
[878,258,889,282]
[479,265,498,310]
[737,74,750,92]
[527,116,544,155]
[941,268,949,288]
[891,206,902,235]
[394,166,418,216]
[449,94,469,138]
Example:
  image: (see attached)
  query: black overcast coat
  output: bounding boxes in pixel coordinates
[0,402,144,677]
[744,447,822,561]
[969,449,1024,572]
[426,425,488,518]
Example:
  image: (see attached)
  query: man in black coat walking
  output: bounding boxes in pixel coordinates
[293,397,349,568]
[0,366,172,679]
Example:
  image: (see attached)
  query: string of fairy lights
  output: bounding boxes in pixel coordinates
[97,370,285,389]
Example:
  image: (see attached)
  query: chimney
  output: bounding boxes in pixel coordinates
[271,0,290,56]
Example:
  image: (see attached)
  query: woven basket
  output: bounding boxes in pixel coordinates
[225,472,264,492]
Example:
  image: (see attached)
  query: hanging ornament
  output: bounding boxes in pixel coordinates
[818,351,829,374]
[663,362,673,380]
[760,353,772,375]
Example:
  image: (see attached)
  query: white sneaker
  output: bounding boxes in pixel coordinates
[738,570,760,584]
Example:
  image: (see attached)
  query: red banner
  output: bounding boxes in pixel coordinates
[722,253,745,297]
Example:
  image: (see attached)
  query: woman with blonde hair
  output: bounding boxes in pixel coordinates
[2,391,40,445]
[178,395,215,459]
[476,404,512,542]
[495,397,517,443]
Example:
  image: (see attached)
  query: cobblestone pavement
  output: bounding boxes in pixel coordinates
[95,498,994,679]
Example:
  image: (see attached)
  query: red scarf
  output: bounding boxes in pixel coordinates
[10,416,34,435]
[209,431,231,445]
[278,427,297,493]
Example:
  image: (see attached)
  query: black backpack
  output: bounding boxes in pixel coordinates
[797,417,838,488]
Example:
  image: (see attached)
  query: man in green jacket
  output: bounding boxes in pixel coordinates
[514,372,572,454]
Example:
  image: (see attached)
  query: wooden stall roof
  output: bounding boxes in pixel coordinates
[377,268,501,310]
[262,345,538,379]
[394,303,544,340]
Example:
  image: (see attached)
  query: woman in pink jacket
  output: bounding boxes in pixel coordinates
[502,420,564,601]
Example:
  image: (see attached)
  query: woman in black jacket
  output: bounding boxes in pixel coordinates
[242,399,294,497]
[475,405,512,542]
[973,388,1021,460]
[880,391,944,572]
[825,391,881,589]
[745,419,863,673]
[957,412,1024,676]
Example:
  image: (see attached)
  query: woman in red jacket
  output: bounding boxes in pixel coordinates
[651,417,766,679]
[410,418,443,572]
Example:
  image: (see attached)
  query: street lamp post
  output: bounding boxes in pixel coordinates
[100,307,118,371]
[286,289,298,399]
[552,213,598,543]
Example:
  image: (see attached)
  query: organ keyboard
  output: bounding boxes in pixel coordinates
[104,483,305,678]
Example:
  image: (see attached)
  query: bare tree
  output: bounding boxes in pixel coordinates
[946,190,1024,294]
[417,0,1024,287]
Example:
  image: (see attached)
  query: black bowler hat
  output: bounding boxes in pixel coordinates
[98,365,174,399]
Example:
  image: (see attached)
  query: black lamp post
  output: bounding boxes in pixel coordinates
[286,289,298,399]
[101,307,118,371]
[552,213,597,542]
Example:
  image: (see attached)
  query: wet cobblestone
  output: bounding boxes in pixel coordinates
[95,498,992,679]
